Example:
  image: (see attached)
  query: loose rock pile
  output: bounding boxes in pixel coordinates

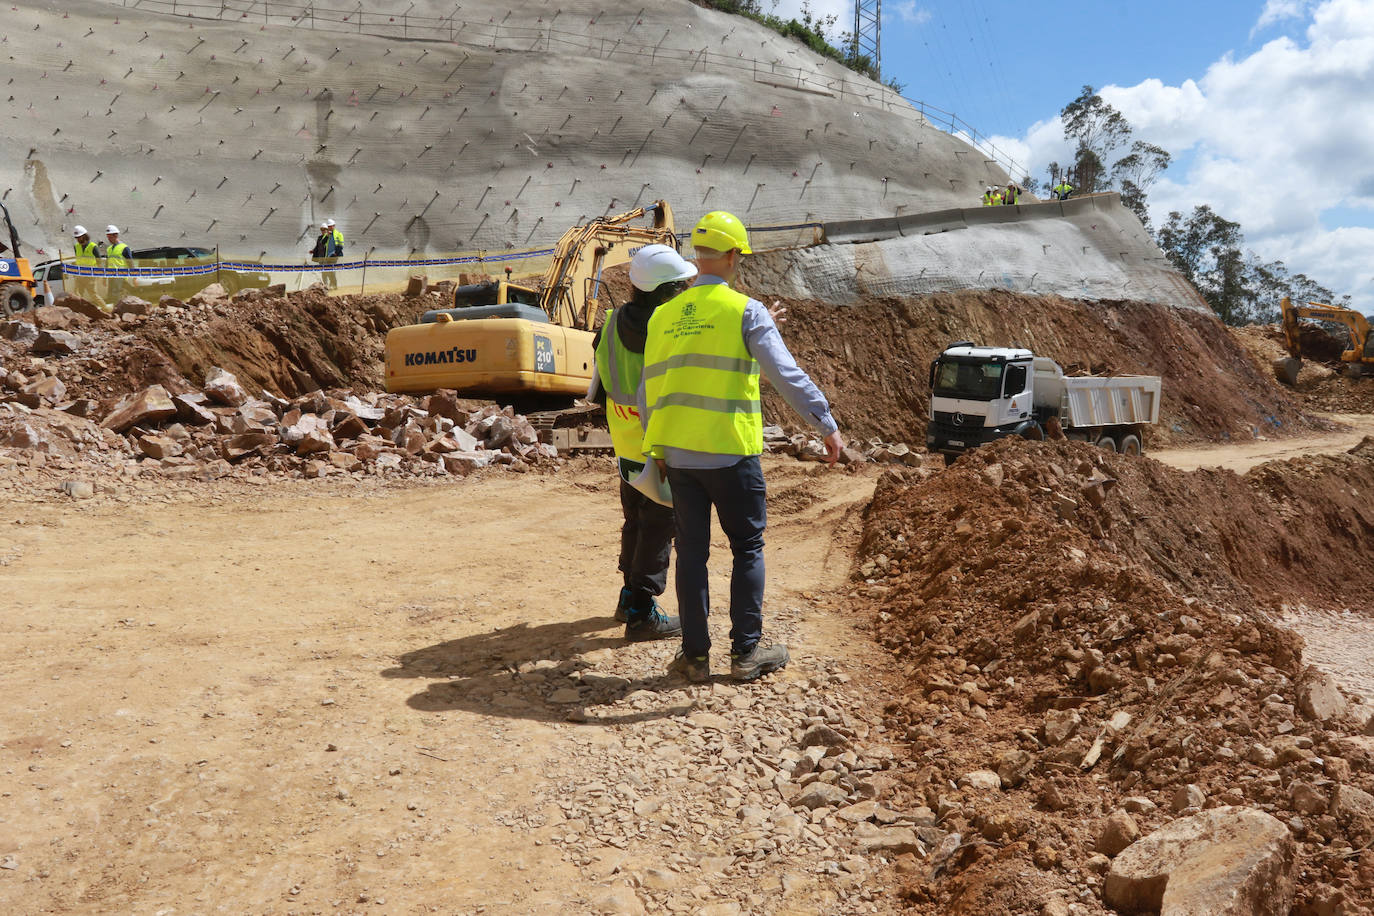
[1,361,558,484]
[854,437,1374,915]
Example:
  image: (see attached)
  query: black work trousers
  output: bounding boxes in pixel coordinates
[618,476,675,611]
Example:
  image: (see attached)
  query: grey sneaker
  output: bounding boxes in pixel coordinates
[667,650,710,683]
[730,643,789,682]
[614,587,632,624]
[625,609,682,642]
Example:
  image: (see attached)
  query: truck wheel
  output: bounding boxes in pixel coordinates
[1096,435,1118,453]
[1119,434,1142,456]
[0,283,34,316]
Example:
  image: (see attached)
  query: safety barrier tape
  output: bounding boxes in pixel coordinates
[58,221,820,278]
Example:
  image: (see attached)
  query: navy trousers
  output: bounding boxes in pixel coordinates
[666,456,767,658]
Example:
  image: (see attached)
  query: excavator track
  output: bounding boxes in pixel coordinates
[526,403,614,454]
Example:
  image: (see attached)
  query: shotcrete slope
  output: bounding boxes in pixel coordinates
[2,0,1011,261]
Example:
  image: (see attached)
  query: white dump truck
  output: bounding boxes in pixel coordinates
[926,343,1162,456]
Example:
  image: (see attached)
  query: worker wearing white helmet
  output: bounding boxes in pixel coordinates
[587,243,695,643]
[104,225,131,303]
[326,218,344,257]
[982,186,995,207]
[310,220,341,289]
[69,225,102,305]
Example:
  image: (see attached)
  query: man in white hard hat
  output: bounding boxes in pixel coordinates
[69,225,102,305]
[586,244,694,642]
[104,225,131,303]
[310,220,340,289]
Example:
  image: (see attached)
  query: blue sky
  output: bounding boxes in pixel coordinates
[774,0,1374,307]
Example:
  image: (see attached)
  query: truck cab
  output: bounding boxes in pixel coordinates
[927,344,1042,454]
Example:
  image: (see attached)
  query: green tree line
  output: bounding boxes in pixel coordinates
[693,0,904,92]
[1051,86,1349,325]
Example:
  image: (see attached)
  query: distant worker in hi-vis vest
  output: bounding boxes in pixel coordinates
[104,225,131,304]
[640,211,844,684]
[588,244,696,644]
[1054,178,1074,200]
[69,226,102,307]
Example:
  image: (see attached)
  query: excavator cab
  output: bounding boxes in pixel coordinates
[0,201,38,316]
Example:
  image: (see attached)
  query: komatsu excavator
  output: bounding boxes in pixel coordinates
[1272,296,1374,386]
[384,201,677,397]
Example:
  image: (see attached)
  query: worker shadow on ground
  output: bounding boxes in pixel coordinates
[381,615,699,726]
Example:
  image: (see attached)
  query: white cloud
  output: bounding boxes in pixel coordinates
[892,2,933,26]
[767,0,852,37]
[1254,0,1317,33]
[1017,0,1374,303]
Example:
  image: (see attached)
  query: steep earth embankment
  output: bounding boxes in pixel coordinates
[855,437,1374,914]
[751,289,1317,448]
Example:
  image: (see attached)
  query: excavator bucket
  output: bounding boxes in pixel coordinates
[1273,357,1302,387]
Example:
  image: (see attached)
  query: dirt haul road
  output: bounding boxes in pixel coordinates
[0,461,899,915]
[2,427,1372,915]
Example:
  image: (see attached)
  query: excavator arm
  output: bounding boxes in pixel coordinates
[538,201,677,330]
[1274,296,1374,384]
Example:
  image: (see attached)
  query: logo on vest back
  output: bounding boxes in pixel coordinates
[681,302,695,317]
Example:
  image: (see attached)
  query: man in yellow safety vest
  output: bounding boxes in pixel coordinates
[589,244,696,642]
[104,225,131,304]
[1053,178,1074,200]
[641,211,844,683]
[69,226,103,306]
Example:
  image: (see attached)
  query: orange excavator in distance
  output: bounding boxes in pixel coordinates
[1273,296,1374,385]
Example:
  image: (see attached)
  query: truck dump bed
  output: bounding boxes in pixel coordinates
[1032,357,1161,429]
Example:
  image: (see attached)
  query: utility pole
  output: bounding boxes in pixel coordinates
[853,0,881,81]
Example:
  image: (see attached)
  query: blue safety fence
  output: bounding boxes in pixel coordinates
[59,221,825,279]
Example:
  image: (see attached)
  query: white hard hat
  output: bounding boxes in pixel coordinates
[73,225,87,237]
[106,225,120,234]
[629,244,697,292]
[325,219,336,227]
[320,221,330,228]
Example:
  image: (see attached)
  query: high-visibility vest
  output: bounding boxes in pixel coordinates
[332,228,344,250]
[1004,189,1017,205]
[594,309,650,462]
[982,192,992,206]
[73,241,99,266]
[642,284,762,460]
[991,191,1003,205]
[106,243,130,270]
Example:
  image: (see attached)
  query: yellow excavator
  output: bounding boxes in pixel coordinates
[384,201,677,396]
[1272,296,1374,385]
[0,201,38,316]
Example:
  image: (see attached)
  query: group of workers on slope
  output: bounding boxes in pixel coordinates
[980,178,1075,207]
[982,183,1024,206]
[67,224,132,307]
[590,210,844,684]
[309,219,346,289]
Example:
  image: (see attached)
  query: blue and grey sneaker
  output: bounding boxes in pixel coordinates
[625,603,682,642]
[614,587,632,624]
[667,649,710,683]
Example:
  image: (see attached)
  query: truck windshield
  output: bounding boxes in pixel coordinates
[932,360,1004,400]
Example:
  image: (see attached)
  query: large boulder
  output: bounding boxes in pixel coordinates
[1103,806,1294,916]
[203,367,249,407]
[101,385,177,433]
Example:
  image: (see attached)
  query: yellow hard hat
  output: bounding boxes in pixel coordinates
[692,211,751,255]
